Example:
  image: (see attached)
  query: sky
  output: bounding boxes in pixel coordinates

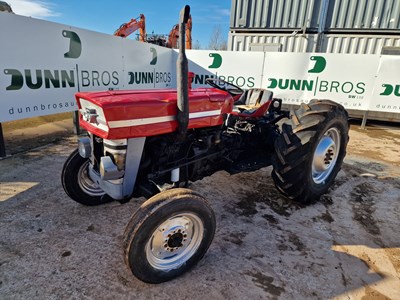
[6,0,232,48]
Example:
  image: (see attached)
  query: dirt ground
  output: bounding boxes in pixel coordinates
[1,113,74,155]
[0,121,399,299]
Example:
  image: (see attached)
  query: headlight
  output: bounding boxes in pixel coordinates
[78,137,91,158]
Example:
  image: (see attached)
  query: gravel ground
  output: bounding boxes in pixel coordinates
[0,123,399,299]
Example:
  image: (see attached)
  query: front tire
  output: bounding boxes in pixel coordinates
[272,100,349,204]
[61,149,111,206]
[123,188,216,283]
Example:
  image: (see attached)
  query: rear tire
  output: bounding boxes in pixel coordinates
[61,149,112,206]
[123,188,216,283]
[272,100,349,204]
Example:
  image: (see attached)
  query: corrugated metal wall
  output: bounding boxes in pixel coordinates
[326,0,400,30]
[229,0,400,53]
[230,0,322,29]
[229,32,400,54]
[228,33,317,52]
[230,0,400,30]
[323,34,400,53]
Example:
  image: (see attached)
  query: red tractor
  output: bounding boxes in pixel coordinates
[61,6,349,283]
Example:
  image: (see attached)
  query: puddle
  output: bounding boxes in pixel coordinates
[349,182,381,239]
[245,271,285,298]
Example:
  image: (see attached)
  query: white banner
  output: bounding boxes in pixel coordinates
[185,50,264,89]
[261,53,380,111]
[122,41,176,90]
[0,13,175,122]
[369,55,400,113]
[1,13,399,122]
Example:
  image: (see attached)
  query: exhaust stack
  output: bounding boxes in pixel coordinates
[176,5,190,136]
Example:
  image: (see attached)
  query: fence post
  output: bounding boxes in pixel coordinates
[73,111,80,135]
[361,111,369,130]
[0,123,6,157]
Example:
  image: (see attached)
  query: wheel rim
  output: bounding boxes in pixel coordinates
[145,213,204,271]
[77,161,105,196]
[312,128,341,184]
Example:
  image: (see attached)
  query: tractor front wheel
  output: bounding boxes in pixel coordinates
[272,100,349,204]
[123,188,216,283]
[61,149,112,206]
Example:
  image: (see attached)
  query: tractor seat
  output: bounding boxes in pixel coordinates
[232,88,273,117]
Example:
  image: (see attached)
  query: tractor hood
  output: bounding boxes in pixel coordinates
[76,88,233,140]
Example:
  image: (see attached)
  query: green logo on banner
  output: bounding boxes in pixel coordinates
[308,56,326,73]
[267,54,366,101]
[150,48,157,65]
[208,53,222,69]
[62,30,82,59]
[380,84,400,96]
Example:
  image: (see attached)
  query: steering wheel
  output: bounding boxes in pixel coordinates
[206,78,244,96]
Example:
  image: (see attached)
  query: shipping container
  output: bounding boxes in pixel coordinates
[229,0,400,53]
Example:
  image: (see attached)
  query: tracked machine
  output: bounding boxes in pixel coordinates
[62,6,349,283]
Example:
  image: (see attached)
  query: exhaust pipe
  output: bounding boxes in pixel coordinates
[176,5,190,137]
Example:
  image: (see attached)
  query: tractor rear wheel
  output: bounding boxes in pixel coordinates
[272,100,349,204]
[123,188,216,283]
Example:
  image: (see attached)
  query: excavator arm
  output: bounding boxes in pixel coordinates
[114,14,146,41]
[186,15,192,49]
[167,24,179,49]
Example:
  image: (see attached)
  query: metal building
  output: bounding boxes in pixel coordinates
[228,0,400,54]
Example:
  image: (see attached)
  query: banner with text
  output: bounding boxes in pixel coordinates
[261,53,380,111]
[0,13,175,122]
[1,13,399,122]
[369,55,400,113]
[185,50,264,89]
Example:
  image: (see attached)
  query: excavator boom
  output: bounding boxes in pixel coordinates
[114,14,146,41]
[114,12,191,49]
